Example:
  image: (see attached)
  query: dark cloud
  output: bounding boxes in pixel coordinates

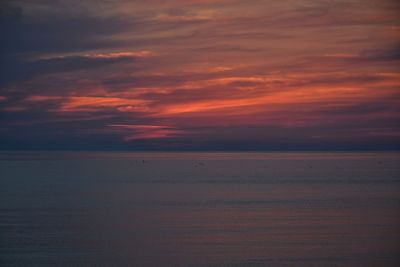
[194,45,263,53]
[323,101,399,116]
[359,47,400,62]
[0,53,138,85]
[0,14,131,55]
[0,3,23,21]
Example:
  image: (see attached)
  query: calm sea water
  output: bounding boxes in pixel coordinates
[1,152,399,267]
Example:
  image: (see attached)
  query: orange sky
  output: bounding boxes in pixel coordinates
[0,0,399,150]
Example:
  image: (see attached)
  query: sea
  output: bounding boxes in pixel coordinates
[1,152,399,267]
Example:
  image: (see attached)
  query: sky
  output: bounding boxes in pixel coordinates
[0,0,399,151]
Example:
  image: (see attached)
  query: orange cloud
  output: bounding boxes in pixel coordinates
[37,51,154,61]
[60,97,149,112]
[109,124,184,140]
[88,51,153,58]
[154,86,373,116]
[26,95,150,112]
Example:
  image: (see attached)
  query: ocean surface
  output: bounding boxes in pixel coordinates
[1,152,399,267]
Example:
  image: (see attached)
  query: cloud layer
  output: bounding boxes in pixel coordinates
[0,0,399,150]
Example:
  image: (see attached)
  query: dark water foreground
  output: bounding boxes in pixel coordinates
[1,152,399,267]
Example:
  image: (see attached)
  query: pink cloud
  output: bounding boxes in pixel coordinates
[108,124,185,140]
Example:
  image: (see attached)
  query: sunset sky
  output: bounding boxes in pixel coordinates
[0,0,399,150]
